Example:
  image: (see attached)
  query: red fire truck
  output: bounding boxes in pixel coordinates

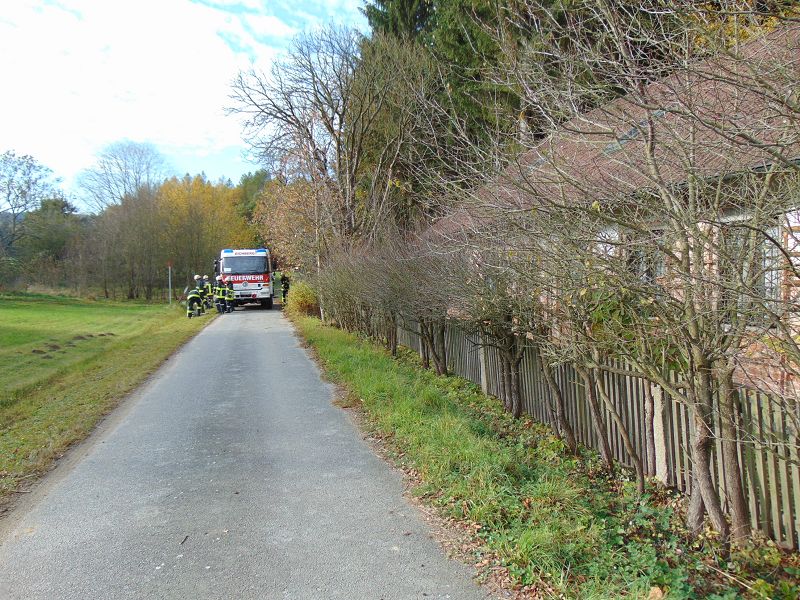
[216,248,274,309]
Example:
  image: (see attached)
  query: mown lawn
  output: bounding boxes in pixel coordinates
[0,293,209,500]
[294,316,800,600]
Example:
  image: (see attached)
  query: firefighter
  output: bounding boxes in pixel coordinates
[186,279,203,318]
[281,271,290,304]
[203,275,213,309]
[226,280,235,313]
[214,275,226,313]
[196,275,208,314]
[194,274,207,313]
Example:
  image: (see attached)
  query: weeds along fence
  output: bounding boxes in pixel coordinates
[395,318,800,550]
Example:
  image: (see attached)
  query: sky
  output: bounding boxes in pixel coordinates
[0,0,366,201]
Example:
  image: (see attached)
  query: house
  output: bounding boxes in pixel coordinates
[431,23,800,396]
[414,24,800,547]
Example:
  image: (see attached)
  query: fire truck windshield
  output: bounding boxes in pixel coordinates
[222,256,268,274]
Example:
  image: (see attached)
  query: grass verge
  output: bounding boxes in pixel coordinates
[0,293,210,504]
[294,316,800,600]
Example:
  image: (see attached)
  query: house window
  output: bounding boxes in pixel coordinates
[719,221,783,318]
[626,232,665,284]
[595,226,620,257]
[762,225,782,302]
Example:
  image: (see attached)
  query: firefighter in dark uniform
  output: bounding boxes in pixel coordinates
[195,275,206,315]
[186,278,203,318]
[214,275,226,313]
[281,271,290,304]
[203,275,213,309]
[226,280,235,313]
[195,274,207,313]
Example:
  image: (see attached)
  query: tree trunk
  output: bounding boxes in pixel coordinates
[687,468,706,536]
[500,353,512,412]
[594,366,645,494]
[644,383,656,476]
[540,358,578,454]
[577,365,615,472]
[127,261,136,299]
[387,312,398,357]
[689,362,731,548]
[718,367,750,543]
[419,321,431,370]
[421,320,447,376]
[501,347,522,417]
[511,354,524,419]
[691,406,730,545]
[436,322,448,376]
[359,304,367,337]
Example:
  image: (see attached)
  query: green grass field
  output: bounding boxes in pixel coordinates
[0,293,209,501]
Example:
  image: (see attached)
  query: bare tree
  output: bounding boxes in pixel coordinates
[231,28,411,244]
[0,150,56,256]
[78,141,168,211]
[475,3,800,544]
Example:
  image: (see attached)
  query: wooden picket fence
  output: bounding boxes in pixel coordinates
[397,318,800,549]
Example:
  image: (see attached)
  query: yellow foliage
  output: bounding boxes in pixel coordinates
[251,179,318,270]
[690,2,800,51]
[156,175,257,276]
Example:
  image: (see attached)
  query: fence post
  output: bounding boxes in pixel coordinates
[478,333,489,394]
[653,385,670,485]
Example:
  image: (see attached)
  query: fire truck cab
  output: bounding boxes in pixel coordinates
[216,248,274,309]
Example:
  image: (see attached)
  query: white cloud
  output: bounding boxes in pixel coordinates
[195,0,263,9]
[0,0,280,189]
[0,0,362,192]
[242,14,297,39]
[316,0,365,21]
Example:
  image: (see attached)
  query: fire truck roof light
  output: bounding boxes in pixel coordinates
[222,249,233,253]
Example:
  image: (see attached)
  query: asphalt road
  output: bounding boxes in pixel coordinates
[0,308,490,600]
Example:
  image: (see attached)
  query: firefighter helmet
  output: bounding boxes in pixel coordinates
[194,274,201,280]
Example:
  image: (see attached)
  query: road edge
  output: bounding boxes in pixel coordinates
[286,315,512,600]
[0,315,220,545]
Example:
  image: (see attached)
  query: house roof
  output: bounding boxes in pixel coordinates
[429,24,800,241]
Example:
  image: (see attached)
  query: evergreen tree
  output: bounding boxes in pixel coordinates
[18,197,82,262]
[362,0,431,40]
[237,170,271,222]
[425,0,515,132]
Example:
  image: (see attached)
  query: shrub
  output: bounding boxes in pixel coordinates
[285,280,319,317]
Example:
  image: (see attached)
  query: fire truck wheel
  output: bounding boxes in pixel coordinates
[261,298,273,310]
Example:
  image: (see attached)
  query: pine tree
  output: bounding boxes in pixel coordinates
[362,0,431,40]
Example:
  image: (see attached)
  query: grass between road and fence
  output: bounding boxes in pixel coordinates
[0,292,210,505]
[294,316,800,600]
